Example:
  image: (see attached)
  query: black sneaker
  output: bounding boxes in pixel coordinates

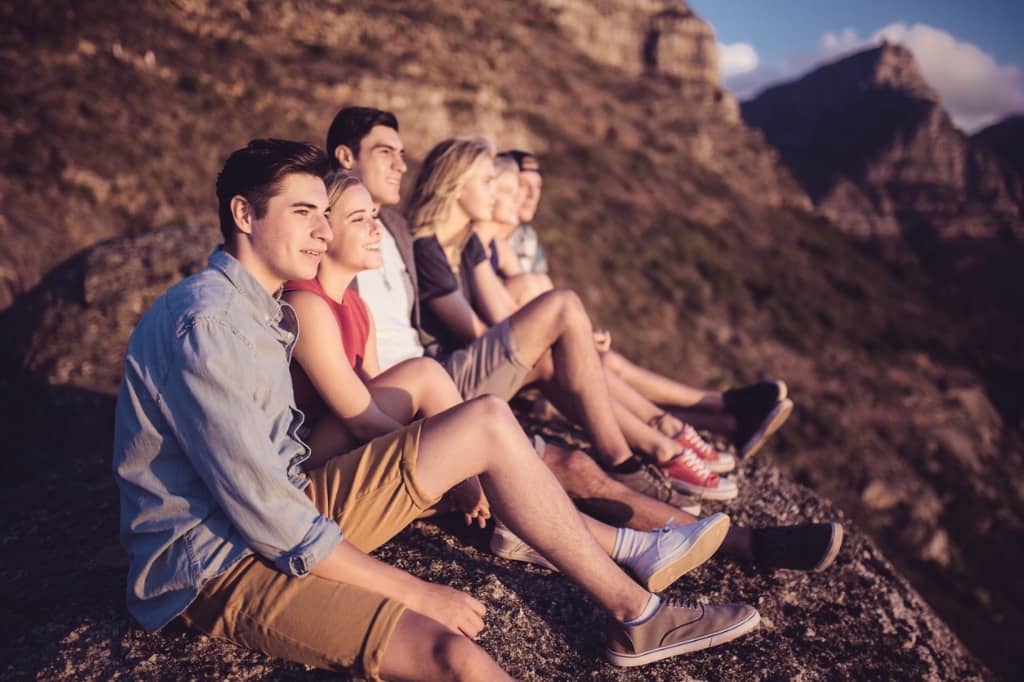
[751,522,844,572]
[723,379,787,414]
[732,398,793,459]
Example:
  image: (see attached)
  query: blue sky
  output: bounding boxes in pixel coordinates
[688,0,1024,131]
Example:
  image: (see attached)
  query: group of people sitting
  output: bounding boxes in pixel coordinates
[113,106,843,680]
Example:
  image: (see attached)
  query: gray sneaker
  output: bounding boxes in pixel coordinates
[606,598,760,667]
[609,461,702,514]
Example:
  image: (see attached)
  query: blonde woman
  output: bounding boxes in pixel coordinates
[408,136,738,501]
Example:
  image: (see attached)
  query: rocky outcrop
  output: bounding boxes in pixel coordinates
[543,0,738,121]
[1,225,986,680]
[742,43,1023,245]
[973,114,1024,211]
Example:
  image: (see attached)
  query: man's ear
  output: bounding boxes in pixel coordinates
[230,195,254,236]
[334,145,356,170]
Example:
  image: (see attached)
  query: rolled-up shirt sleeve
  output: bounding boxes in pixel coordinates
[160,317,342,576]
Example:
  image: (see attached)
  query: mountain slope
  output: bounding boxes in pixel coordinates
[1,1,1020,677]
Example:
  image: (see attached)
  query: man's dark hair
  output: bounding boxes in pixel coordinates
[325,107,399,168]
[216,139,330,243]
[497,149,541,174]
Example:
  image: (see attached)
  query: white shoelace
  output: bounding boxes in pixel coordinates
[683,425,717,460]
[678,448,713,480]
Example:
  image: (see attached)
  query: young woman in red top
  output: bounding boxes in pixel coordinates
[284,171,490,525]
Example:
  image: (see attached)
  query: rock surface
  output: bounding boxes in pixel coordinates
[2,1,1021,678]
[0,224,988,681]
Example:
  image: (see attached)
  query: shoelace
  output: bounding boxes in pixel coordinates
[680,424,718,461]
[642,462,673,489]
[663,597,703,613]
[654,518,682,556]
[677,448,714,481]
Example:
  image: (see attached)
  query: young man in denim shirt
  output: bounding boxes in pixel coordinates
[113,139,760,680]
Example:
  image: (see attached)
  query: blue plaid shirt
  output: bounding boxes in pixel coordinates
[113,248,343,631]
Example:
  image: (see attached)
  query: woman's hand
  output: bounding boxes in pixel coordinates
[593,328,612,353]
[449,476,491,528]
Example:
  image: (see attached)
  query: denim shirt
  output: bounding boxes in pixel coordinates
[113,248,343,631]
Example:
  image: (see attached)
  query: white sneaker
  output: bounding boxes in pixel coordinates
[489,521,558,571]
[630,513,731,592]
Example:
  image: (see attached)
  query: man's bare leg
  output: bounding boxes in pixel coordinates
[668,408,737,435]
[508,289,633,468]
[601,350,723,410]
[380,610,512,682]
[414,395,651,622]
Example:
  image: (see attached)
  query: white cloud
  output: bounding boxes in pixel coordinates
[721,22,1024,132]
[873,22,1024,131]
[717,41,759,79]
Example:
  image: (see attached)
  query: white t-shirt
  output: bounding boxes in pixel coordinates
[356,227,425,371]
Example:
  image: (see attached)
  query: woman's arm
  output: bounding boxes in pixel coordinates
[494,236,522,277]
[285,290,403,442]
[425,290,490,343]
[360,314,381,380]
[468,259,519,326]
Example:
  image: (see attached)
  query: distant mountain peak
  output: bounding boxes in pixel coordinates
[866,41,936,98]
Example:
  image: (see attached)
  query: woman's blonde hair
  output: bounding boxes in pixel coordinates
[407,135,495,240]
[323,168,364,210]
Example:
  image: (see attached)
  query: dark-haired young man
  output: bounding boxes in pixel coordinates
[114,138,762,680]
[326,108,843,575]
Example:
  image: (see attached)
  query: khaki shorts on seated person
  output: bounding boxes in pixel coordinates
[443,317,532,400]
[181,421,438,681]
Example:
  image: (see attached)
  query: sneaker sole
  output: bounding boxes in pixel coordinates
[644,514,730,593]
[605,608,761,667]
[739,398,793,459]
[670,478,739,501]
[811,522,844,572]
[705,454,736,475]
[680,501,702,516]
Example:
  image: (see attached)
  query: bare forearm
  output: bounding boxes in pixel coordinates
[311,540,426,607]
[346,405,405,443]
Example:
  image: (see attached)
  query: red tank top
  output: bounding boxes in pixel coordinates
[283,278,371,371]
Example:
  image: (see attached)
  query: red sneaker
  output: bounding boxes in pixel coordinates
[661,449,738,500]
[675,424,736,474]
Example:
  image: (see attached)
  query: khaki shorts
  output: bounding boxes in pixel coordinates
[443,318,531,400]
[181,421,438,681]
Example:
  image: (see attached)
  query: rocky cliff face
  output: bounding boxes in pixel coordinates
[1,1,1019,679]
[974,114,1024,210]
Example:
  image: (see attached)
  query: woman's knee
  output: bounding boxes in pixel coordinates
[539,288,589,329]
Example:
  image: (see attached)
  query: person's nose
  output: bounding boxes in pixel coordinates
[314,214,333,243]
[394,155,407,173]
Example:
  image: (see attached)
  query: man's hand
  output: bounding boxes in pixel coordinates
[593,328,612,353]
[449,476,491,528]
[408,581,487,639]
